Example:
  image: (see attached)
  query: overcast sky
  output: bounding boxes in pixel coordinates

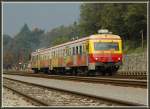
[3,3,81,37]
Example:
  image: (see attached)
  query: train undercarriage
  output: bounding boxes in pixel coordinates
[32,62,121,76]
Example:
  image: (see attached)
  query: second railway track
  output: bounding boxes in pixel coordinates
[3,71,147,88]
[3,77,146,106]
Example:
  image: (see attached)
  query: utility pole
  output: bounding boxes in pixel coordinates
[140,30,144,49]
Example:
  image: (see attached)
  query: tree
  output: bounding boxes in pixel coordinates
[3,50,14,69]
[79,4,105,36]
[124,4,147,41]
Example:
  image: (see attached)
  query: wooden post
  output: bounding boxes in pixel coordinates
[141,30,143,49]
[140,30,144,49]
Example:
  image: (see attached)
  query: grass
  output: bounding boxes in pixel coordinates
[123,40,147,54]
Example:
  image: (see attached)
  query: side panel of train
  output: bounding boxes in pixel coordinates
[31,39,90,74]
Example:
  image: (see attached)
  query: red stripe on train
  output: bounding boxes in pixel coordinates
[89,53,122,63]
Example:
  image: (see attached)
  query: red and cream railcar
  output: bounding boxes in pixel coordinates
[31,32,123,75]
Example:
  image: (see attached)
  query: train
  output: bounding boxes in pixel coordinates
[30,29,123,76]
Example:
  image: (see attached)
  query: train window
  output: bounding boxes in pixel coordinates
[58,50,59,57]
[73,47,75,55]
[79,45,82,55]
[66,48,67,56]
[56,50,58,57]
[76,46,78,54]
[82,45,85,53]
[40,55,41,60]
[54,51,55,57]
[63,49,66,56]
[69,48,71,55]
[69,48,71,56]
[67,49,69,56]
[86,43,89,52]
[68,48,70,56]
[66,47,69,56]
[59,50,60,57]
[60,49,62,57]
[62,49,63,56]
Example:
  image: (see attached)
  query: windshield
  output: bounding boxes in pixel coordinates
[94,42,119,51]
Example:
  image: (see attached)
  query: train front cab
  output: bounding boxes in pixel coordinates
[88,35,123,75]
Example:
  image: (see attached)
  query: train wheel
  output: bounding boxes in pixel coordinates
[91,70,96,76]
[101,70,106,76]
[85,70,90,76]
[44,69,48,74]
[72,69,78,76]
[86,72,90,76]
[108,72,112,76]
[47,70,51,75]
[86,70,95,76]
[33,69,38,73]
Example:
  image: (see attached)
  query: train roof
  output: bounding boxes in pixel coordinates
[90,34,121,39]
[31,34,121,55]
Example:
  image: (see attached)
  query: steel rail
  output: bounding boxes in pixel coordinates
[3,85,49,106]
[3,72,147,88]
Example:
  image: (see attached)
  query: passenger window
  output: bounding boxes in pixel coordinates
[69,48,71,56]
[63,49,66,56]
[79,45,82,55]
[86,43,89,52]
[73,47,75,55]
[76,46,78,54]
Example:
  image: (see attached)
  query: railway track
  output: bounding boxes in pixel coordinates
[3,70,147,79]
[3,77,145,106]
[3,86,48,106]
[3,71,147,88]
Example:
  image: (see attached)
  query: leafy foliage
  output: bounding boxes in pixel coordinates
[3,3,147,69]
[79,3,147,49]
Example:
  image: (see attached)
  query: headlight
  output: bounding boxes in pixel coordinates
[118,57,121,60]
[95,57,98,60]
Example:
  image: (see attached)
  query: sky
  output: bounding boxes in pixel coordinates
[3,3,81,37]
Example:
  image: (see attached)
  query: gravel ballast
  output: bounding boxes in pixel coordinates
[3,87,35,107]
[3,74,148,106]
[3,79,117,106]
